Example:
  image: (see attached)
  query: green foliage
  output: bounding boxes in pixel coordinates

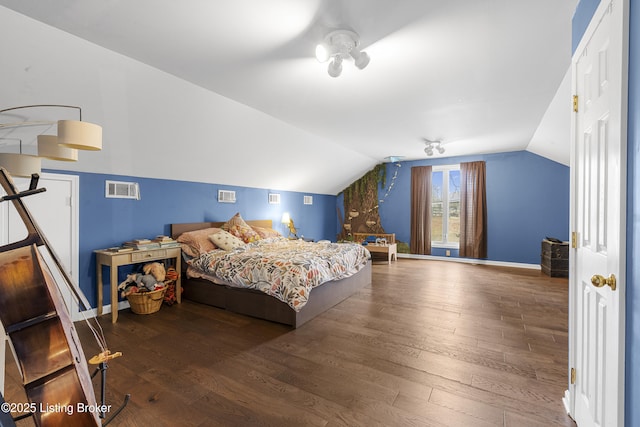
[341,163,387,207]
[397,241,410,253]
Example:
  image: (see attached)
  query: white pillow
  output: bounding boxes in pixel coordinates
[209,230,246,251]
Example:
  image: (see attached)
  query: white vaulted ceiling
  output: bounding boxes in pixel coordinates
[0,0,577,194]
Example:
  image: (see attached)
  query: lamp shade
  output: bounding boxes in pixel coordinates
[37,135,78,161]
[57,120,102,150]
[281,212,291,224]
[0,153,41,177]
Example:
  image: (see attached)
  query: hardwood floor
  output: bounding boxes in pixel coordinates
[4,259,576,426]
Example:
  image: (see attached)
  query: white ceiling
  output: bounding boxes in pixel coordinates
[0,0,577,193]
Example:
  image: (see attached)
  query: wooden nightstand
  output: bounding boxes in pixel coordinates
[95,246,182,323]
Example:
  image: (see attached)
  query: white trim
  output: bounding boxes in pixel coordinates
[431,243,460,250]
[431,165,461,247]
[562,390,572,416]
[88,299,131,319]
[40,172,83,321]
[396,253,540,270]
[568,0,628,425]
[41,172,80,281]
[432,164,460,173]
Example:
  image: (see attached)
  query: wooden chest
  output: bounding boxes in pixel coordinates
[541,239,569,277]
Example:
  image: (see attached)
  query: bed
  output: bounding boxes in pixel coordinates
[171,218,372,328]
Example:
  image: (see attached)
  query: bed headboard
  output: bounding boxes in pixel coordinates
[171,219,273,239]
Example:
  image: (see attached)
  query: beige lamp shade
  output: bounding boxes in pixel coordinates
[57,120,102,150]
[37,135,78,161]
[0,153,41,177]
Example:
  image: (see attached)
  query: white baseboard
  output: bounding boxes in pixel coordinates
[72,300,130,322]
[562,389,574,418]
[396,253,541,270]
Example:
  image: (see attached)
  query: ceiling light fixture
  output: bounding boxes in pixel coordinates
[423,139,445,157]
[315,29,370,77]
[0,104,102,176]
[384,156,405,163]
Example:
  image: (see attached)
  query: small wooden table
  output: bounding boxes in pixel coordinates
[95,247,182,323]
[366,243,397,264]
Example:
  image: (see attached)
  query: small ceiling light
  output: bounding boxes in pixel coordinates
[385,156,405,163]
[423,138,445,157]
[328,56,343,78]
[316,29,370,77]
[350,49,370,70]
[315,44,330,63]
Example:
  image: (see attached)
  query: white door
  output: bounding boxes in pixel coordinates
[568,1,628,426]
[0,172,80,317]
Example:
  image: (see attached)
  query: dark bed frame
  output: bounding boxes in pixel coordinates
[171,221,372,328]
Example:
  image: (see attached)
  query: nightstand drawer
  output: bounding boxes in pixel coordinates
[131,249,168,261]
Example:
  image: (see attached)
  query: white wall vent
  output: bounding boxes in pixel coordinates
[303,195,313,205]
[218,189,236,203]
[268,193,281,204]
[105,180,140,200]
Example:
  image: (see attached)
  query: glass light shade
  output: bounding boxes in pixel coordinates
[57,120,102,150]
[37,135,78,161]
[315,44,330,62]
[281,212,291,224]
[0,153,41,177]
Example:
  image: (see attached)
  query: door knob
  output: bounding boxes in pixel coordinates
[591,274,617,291]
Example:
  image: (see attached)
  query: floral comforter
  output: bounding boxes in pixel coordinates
[187,237,370,312]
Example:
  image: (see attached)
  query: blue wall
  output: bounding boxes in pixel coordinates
[572,0,602,52]
[360,151,569,264]
[74,150,569,311]
[47,169,337,308]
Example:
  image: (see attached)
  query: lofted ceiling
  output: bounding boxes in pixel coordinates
[0,0,577,194]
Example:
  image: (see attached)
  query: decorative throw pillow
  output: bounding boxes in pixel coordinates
[209,230,246,251]
[222,212,261,243]
[176,227,221,257]
[251,226,281,239]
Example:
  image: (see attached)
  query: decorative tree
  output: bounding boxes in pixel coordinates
[338,164,387,241]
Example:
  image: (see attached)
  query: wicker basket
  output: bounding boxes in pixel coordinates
[126,288,166,315]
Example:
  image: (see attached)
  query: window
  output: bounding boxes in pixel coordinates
[431,165,460,247]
